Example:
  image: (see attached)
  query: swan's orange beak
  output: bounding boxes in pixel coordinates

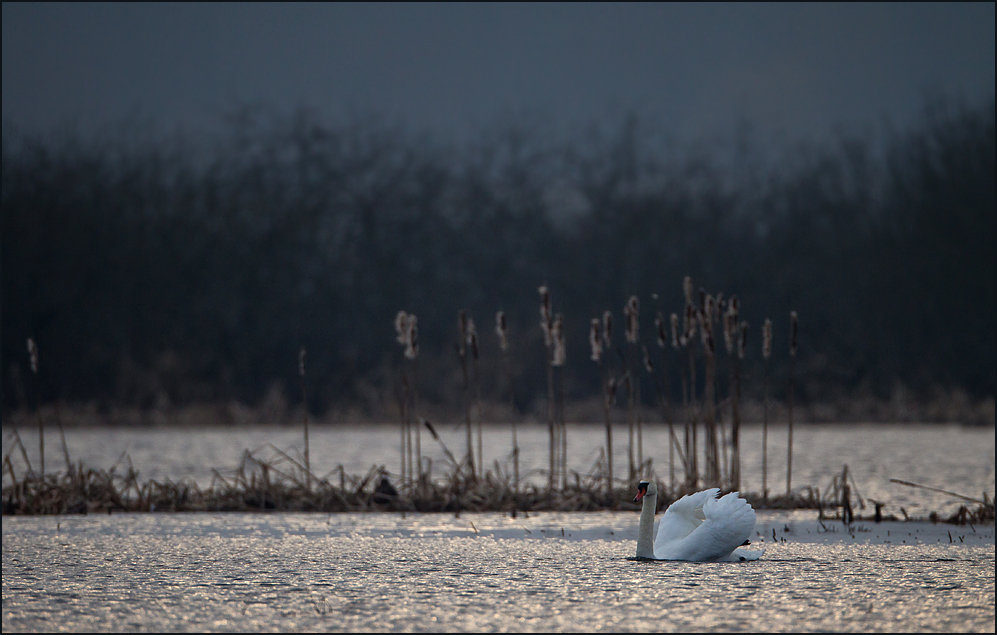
[633,483,647,502]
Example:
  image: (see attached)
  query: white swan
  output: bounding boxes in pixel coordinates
[634,480,764,562]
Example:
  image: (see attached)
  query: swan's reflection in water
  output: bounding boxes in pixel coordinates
[3,512,994,632]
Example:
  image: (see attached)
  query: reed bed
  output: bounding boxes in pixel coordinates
[1,437,617,515]
[4,431,991,524]
[6,280,992,526]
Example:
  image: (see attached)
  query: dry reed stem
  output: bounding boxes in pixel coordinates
[496,311,519,493]
[27,338,44,478]
[299,347,310,491]
[787,310,798,495]
[762,317,772,500]
[457,309,476,482]
[538,286,556,492]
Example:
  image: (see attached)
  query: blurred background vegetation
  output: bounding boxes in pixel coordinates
[2,95,993,422]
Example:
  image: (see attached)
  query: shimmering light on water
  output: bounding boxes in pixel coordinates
[3,512,994,632]
[3,423,994,630]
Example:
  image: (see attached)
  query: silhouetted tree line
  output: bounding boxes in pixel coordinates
[2,97,993,417]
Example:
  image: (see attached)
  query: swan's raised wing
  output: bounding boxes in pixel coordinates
[653,488,720,554]
[655,490,756,561]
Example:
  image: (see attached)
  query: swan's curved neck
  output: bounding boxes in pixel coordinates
[636,492,657,559]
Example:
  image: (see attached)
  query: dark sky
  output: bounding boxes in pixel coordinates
[3,2,994,146]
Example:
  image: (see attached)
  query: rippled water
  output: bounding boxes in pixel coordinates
[3,511,994,632]
[3,423,994,631]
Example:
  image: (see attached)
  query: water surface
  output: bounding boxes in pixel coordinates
[3,511,994,632]
[4,421,994,631]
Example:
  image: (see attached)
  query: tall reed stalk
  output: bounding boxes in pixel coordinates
[298,347,310,491]
[669,312,682,491]
[762,317,772,500]
[397,382,408,487]
[467,318,482,481]
[411,349,422,491]
[698,291,720,487]
[538,286,556,491]
[650,346,689,492]
[27,338,43,478]
[722,296,745,491]
[623,295,641,480]
[679,350,690,490]
[714,294,730,484]
[23,337,71,473]
[394,311,409,486]
[787,310,798,496]
[681,277,699,490]
[652,306,675,492]
[590,318,606,490]
[733,320,747,491]
[596,312,615,496]
[496,311,518,492]
[552,313,567,489]
[457,310,476,482]
[394,311,421,489]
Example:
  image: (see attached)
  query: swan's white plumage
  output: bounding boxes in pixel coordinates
[636,481,764,562]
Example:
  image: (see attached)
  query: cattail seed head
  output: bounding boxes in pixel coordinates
[642,344,653,373]
[538,286,552,347]
[738,321,748,360]
[589,318,602,362]
[763,318,772,360]
[395,311,418,358]
[602,311,613,349]
[683,276,693,304]
[495,310,508,352]
[458,310,468,357]
[698,308,709,346]
[790,311,798,357]
[624,295,640,343]
[466,318,478,361]
[654,311,666,348]
[405,315,419,359]
[670,313,680,349]
[27,338,38,374]
[298,347,307,377]
[684,303,697,343]
[725,295,739,321]
[723,312,736,355]
[551,313,566,366]
[394,311,409,345]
